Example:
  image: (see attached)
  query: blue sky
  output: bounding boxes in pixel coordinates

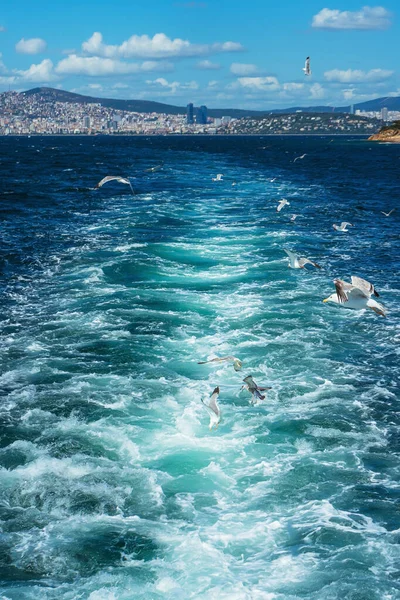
[0,1,398,109]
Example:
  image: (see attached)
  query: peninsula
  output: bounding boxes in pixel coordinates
[368,121,400,143]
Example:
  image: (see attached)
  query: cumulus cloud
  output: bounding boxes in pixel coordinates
[311,6,391,30]
[196,60,220,70]
[81,31,243,59]
[145,77,199,94]
[234,76,280,91]
[282,82,304,91]
[324,68,393,83]
[309,83,326,99]
[16,59,56,82]
[55,54,173,76]
[16,37,47,55]
[230,63,258,76]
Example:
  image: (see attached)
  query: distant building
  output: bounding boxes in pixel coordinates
[381,107,388,121]
[196,105,208,125]
[350,104,354,115]
[83,116,90,128]
[186,103,194,124]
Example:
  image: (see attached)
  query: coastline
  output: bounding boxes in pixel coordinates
[0,133,372,138]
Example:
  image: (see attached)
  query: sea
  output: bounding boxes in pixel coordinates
[0,135,399,600]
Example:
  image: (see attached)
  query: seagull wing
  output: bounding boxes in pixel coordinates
[298,257,321,269]
[198,356,236,365]
[96,176,132,188]
[351,276,379,297]
[208,387,220,416]
[334,279,350,303]
[283,248,297,265]
[340,222,353,228]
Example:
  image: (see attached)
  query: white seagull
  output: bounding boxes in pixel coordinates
[145,162,164,173]
[333,222,353,232]
[242,376,272,405]
[302,56,311,76]
[198,356,242,371]
[381,209,396,217]
[290,214,298,222]
[293,154,307,163]
[202,387,221,430]
[277,199,290,212]
[212,174,224,182]
[95,176,134,195]
[283,249,321,269]
[323,276,386,317]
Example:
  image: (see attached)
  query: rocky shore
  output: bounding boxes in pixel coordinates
[368,121,400,142]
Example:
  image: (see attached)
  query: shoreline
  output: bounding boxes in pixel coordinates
[0,133,372,138]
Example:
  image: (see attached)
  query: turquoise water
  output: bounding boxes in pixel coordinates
[0,136,399,599]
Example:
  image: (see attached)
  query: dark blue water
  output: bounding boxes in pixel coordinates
[0,135,399,599]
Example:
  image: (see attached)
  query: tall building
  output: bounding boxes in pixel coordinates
[381,107,388,121]
[83,116,90,128]
[186,103,194,124]
[350,104,354,115]
[196,105,208,125]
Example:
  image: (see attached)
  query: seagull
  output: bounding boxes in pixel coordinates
[293,154,307,163]
[302,56,311,76]
[201,387,221,430]
[290,214,298,222]
[277,199,290,212]
[381,209,396,217]
[212,174,224,182]
[242,376,272,405]
[269,178,277,183]
[283,249,321,269]
[198,356,242,371]
[323,276,386,317]
[333,222,353,232]
[145,162,164,173]
[95,176,134,195]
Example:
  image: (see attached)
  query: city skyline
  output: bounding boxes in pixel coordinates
[0,1,399,109]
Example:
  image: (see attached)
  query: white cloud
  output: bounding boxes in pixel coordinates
[282,82,304,91]
[82,31,243,59]
[16,37,47,55]
[342,88,356,100]
[0,25,6,32]
[324,68,393,83]
[143,77,199,97]
[311,6,391,30]
[16,59,56,82]
[309,83,326,99]
[55,54,173,76]
[235,76,280,91]
[230,63,258,76]
[196,60,220,70]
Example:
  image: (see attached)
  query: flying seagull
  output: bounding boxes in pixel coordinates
[212,174,224,182]
[242,376,272,405]
[323,276,386,317]
[333,222,353,232]
[381,209,396,217]
[293,154,307,163]
[145,162,164,173]
[290,214,298,222]
[95,176,134,195]
[201,387,221,430]
[302,56,311,76]
[283,249,321,269]
[198,356,242,371]
[277,199,290,212]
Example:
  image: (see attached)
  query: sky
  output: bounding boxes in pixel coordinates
[0,1,398,109]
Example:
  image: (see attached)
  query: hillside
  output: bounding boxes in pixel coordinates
[368,120,400,142]
[23,87,400,118]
